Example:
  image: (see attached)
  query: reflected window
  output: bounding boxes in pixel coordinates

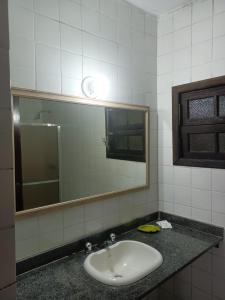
[105,108,146,162]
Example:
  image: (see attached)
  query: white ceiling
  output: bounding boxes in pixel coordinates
[126,0,191,15]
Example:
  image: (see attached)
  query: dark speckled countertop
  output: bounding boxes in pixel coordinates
[17,220,223,300]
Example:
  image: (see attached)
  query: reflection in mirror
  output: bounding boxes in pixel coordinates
[13,95,148,213]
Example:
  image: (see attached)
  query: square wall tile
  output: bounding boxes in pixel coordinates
[192,40,212,67]
[34,0,59,20]
[82,6,100,35]
[159,184,174,202]
[11,66,35,90]
[16,215,38,241]
[158,14,173,36]
[213,36,225,61]
[214,0,225,14]
[9,5,34,40]
[192,63,211,81]
[145,14,157,36]
[174,203,191,218]
[212,191,225,214]
[60,24,82,55]
[82,0,99,11]
[117,0,131,25]
[10,37,35,69]
[174,186,191,206]
[39,229,63,253]
[60,0,82,29]
[36,71,61,93]
[212,58,225,77]
[0,131,13,169]
[173,6,191,31]
[212,212,225,228]
[192,0,212,23]
[158,53,173,75]
[191,207,212,223]
[84,218,103,236]
[63,205,84,228]
[9,0,34,10]
[35,15,60,48]
[158,130,172,148]
[0,169,14,230]
[158,33,173,56]
[100,0,116,19]
[0,48,11,109]
[0,228,15,290]
[212,169,225,192]
[0,283,16,300]
[16,237,39,261]
[84,201,103,221]
[63,223,85,244]
[0,0,9,49]
[158,166,174,185]
[173,68,191,86]
[159,200,174,214]
[174,166,191,187]
[191,168,211,190]
[158,147,172,166]
[100,14,116,41]
[131,5,145,32]
[192,19,212,45]
[173,27,191,51]
[213,11,225,38]
[83,32,100,60]
[117,21,131,47]
[99,39,117,64]
[173,48,191,71]
[191,188,211,210]
[38,211,63,234]
[36,44,60,75]
[61,51,82,78]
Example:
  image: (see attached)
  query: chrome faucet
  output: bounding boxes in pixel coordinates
[85,242,92,252]
[110,233,116,242]
[104,233,116,248]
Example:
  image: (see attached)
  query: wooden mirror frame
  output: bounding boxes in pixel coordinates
[12,88,150,218]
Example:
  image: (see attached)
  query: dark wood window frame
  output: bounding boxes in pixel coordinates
[173,75,225,169]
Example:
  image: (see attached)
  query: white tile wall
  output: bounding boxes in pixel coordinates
[158,1,225,299]
[9,0,158,261]
[7,0,225,298]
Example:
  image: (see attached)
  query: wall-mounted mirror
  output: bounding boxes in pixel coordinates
[13,89,149,215]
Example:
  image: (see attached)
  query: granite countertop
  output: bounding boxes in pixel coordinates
[16,220,223,300]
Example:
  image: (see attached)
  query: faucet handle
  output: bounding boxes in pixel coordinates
[85,242,92,252]
[110,233,116,242]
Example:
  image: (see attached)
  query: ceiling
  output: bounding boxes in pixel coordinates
[126,0,191,15]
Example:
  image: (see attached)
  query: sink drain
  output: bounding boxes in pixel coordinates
[113,274,123,278]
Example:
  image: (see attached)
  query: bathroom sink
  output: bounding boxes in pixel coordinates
[84,240,163,286]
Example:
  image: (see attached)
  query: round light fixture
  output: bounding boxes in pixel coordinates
[81,75,110,99]
[81,76,98,98]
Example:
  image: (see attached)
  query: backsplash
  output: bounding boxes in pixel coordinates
[9,0,158,261]
[157,0,225,299]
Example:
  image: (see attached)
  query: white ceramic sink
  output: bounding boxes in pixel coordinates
[84,240,163,286]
